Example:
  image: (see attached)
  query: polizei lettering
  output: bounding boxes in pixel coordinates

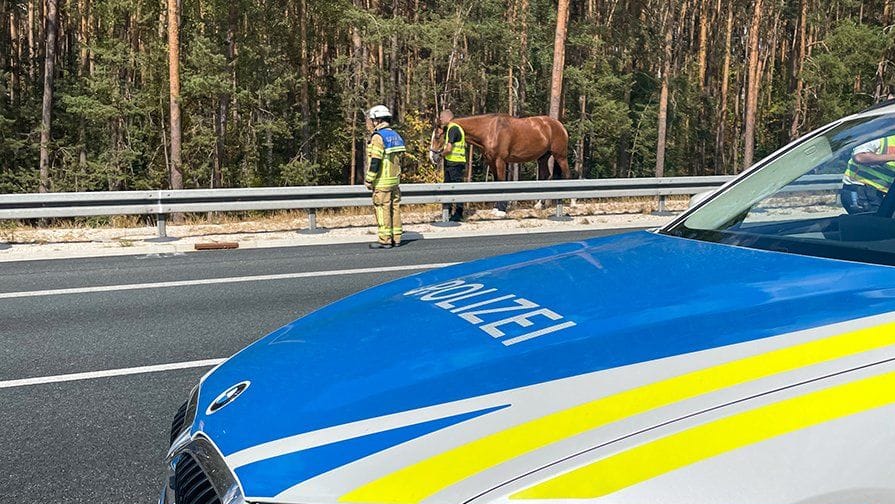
[404,280,576,346]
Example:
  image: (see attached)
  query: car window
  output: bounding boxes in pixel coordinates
[663,114,895,267]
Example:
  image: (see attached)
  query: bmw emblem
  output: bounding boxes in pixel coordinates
[206,381,250,415]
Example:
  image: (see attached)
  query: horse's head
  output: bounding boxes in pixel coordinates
[428,123,446,165]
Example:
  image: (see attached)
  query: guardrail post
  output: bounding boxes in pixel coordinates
[548,200,573,222]
[145,213,178,242]
[299,208,327,234]
[158,213,167,238]
[652,195,673,216]
[432,203,460,227]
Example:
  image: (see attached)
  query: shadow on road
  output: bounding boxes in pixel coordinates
[401,231,423,243]
[0,243,10,251]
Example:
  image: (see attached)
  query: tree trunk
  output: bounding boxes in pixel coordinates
[27,0,35,82]
[78,0,89,169]
[518,0,529,114]
[167,0,182,190]
[299,0,311,159]
[38,0,60,193]
[349,6,363,185]
[696,0,708,90]
[655,1,674,179]
[616,54,632,177]
[548,0,569,119]
[576,93,586,178]
[212,3,237,190]
[8,4,18,103]
[715,0,733,173]
[388,0,399,115]
[790,0,806,138]
[507,0,517,115]
[743,0,763,170]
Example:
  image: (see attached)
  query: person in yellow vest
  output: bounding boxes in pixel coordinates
[437,109,467,222]
[841,135,895,214]
[364,105,406,249]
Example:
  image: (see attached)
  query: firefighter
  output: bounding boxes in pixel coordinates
[364,105,406,249]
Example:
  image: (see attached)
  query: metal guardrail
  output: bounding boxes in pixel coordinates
[0,174,843,239]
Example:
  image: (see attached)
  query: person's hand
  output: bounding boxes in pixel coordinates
[364,181,373,190]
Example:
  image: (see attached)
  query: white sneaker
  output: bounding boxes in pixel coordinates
[491,208,507,217]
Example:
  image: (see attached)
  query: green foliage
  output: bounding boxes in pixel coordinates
[803,19,894,125]
[2,0,894,193]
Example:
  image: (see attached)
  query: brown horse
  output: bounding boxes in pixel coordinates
[429,114,572,182]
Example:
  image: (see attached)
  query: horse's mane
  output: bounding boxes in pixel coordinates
[457,113,516,120]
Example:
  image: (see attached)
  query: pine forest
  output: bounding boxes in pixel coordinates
[0,0,893,193]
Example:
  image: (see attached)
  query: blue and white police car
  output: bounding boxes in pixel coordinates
[161,105,895,504]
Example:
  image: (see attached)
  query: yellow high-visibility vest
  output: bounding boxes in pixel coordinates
[444,123,467,164]
[846,135,895,193]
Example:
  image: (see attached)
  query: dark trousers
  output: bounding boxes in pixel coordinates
[840,183,886,214]
[443,162,465,220]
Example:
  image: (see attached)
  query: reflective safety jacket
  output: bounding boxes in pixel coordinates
[444,122,467,164]
[846,135,895,193]
[365,127,406,189]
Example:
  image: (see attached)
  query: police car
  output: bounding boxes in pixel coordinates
[161,105,895,504]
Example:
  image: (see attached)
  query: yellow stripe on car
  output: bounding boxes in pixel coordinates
[512,369,895,499]
[340,321,895,504]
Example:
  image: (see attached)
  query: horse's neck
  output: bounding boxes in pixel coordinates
[454,117,489,148]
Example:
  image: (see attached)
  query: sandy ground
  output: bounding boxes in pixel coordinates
[0,198,688,262]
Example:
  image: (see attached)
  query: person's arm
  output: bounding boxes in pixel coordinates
[852,139,890,165]
[365,135,384,189]
[853,151,895,164]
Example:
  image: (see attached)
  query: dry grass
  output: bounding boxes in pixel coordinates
[0,196,689,238]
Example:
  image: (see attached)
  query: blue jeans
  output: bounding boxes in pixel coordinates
[840,183,885,214]
[443,162,465,219]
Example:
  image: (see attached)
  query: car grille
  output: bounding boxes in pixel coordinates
[169,400,188,445]
[174,454,222,504]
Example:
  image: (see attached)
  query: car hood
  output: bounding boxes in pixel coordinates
[192,231,895,501]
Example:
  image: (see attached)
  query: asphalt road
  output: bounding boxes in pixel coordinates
[0,228,637,503]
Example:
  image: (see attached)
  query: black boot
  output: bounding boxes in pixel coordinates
[369,242,393,249]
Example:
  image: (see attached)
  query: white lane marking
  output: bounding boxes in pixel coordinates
[0,358,227,389]
[0,262,458,300]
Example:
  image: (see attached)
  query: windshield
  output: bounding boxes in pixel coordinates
[663,113,895,267]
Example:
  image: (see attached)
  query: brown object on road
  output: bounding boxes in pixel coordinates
[430,114,571,182]
[194,242,239,250]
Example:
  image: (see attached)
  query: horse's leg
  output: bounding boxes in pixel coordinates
[537,153,551,180]
[494,157,507,182]
[493,158,509,215]
[535,153,552,210]
[553,151,572,179]
[552,151,575,208]
[484,155,496,181]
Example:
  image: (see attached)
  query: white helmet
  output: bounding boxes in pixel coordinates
[367,105,392,120]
